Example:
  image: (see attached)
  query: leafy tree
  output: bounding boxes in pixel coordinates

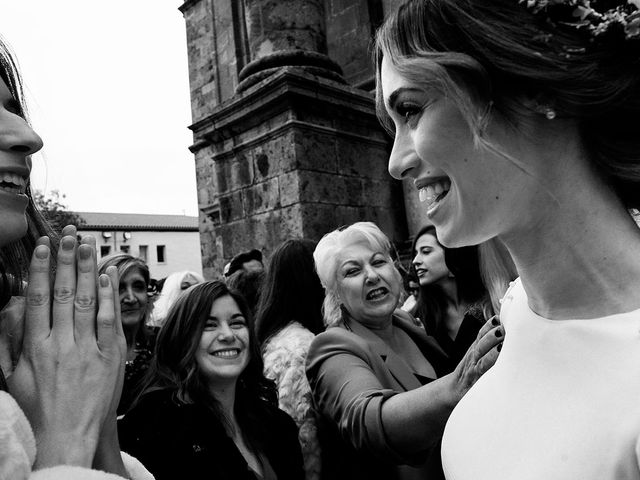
[33,189,85,234]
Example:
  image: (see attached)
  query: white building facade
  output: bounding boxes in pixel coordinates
[77,212,202,280]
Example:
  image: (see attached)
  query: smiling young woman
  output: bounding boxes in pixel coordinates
[374,0,640,478]
[118,280,304,480]
[410,225,493,366]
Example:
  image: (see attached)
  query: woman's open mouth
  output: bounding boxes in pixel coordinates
[211,348,241,359]
[0,172,27,195]
[366,287,389,301]
[418,178,450,211]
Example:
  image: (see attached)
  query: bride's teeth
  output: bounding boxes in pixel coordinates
[419,179,450,205]
[419,186,437,205]
[426,185,435,198]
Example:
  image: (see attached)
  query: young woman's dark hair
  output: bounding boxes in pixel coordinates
[133,280,277,444]
[411,225,490,336]
[255,239,325,347]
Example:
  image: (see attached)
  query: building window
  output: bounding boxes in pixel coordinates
[120,245,130,254]
[157,245,166,263]
[139,245,148,262]
[100,245,111,257]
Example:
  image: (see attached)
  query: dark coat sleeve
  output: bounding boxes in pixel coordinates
[305,329,413,464]
[264,407,305,480]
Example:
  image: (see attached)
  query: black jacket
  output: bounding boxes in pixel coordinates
[118,389,304,480]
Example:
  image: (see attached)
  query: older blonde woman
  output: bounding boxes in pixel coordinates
[306,222,502,480]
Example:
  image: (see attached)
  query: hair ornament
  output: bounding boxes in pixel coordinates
[520,0,640,41]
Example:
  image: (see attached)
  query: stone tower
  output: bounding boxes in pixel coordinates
[179,0,426,277]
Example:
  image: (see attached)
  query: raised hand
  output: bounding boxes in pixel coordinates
[7,226,126,469]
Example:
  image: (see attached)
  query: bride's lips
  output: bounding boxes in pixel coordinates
[416,177,450,209]
[415,176,451,218]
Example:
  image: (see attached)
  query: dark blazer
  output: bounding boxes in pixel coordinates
[306,310,449,480]
[118,389,304,480]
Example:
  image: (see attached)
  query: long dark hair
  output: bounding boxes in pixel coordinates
[133,281,277,444]
[411,225,489,335]
[255,239,325,347]
[0,37,56,308]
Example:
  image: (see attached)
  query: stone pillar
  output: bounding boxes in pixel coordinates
[181,0,408,278]
[244,0,327,56]
[237,0,344,91]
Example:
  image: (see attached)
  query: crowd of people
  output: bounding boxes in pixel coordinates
[1,0,640,478]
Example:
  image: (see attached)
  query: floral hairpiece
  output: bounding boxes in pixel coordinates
[520,0,640,41]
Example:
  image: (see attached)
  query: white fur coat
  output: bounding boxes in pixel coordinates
[0,391,153,480]
[263,322,320,480]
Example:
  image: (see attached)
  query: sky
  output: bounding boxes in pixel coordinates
[0,2,198,216]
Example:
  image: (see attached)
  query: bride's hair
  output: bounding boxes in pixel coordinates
[374,0,640,208]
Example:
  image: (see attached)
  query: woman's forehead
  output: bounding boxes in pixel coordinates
[380,56,408,107]
[337,239,385,264]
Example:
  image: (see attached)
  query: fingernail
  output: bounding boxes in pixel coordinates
[61,236,75,251]
[78,245,92,260]
[491,316,500,326]
[495,328,503,338]
[497,344,502,352]
[99,275,110,287]
[35,245,49,259]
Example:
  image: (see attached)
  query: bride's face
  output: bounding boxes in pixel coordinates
[380,56,551,248]
[0,76,43,248]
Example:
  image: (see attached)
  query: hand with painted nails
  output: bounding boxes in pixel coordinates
[7,225,126,470]
[450,315,503,399]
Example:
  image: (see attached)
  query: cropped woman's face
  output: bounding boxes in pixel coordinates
[119,268,149,328]
[380,56,547,248]
[335,240,402,327]
[412,232,450,286]
[0,77,43,247]
[195,295,249,387]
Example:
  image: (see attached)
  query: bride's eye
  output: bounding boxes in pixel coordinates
[396,102,424,126]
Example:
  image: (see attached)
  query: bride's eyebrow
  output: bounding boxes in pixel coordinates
[387,87,423,110]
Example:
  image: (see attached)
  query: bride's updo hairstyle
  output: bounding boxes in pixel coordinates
[374,0,640,209]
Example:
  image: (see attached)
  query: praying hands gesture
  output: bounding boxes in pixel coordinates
[6,225,127,473]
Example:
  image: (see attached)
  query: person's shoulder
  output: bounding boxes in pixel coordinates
[263,403,300,438]
[265,322,315,353]
[307,322,376,371]
[309,322,369,353]
[120,389,183,427]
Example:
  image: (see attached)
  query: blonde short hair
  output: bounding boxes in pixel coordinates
[313,222,393,326]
